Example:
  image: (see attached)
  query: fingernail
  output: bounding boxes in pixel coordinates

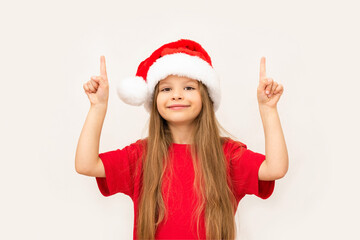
[266,91,269,94]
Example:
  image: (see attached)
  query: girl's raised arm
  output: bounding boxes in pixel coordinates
[75,56,109,177]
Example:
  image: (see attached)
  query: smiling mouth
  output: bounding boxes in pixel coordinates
[168,106,190,110]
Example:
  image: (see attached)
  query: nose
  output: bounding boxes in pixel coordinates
[171,89,183,100]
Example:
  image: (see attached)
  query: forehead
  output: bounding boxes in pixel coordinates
[159,75,199,85]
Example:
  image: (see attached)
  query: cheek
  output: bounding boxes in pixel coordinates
[196,93,202,107]
[156,95,166,112]
[193,95,202,112]
[197,101,203,112]
[156,95,163,106]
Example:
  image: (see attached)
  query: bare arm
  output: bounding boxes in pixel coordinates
[75,104,107,175]
[258,106,288,180]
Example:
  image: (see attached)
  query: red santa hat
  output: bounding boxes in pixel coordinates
[117,39,221,113]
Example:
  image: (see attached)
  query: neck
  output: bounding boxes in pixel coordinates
[168,122,195,144]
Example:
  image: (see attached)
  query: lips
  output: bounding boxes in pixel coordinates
[167,104,190,110]
[168,104,190,108]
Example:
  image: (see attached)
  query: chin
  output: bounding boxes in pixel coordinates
[164,115,195,124]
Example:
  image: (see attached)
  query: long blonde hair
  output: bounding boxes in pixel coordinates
[136,80,238,239]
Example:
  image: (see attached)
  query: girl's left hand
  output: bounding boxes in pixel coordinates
[257,57,284,109]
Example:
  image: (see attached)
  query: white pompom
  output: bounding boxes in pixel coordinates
[116,76,148,106]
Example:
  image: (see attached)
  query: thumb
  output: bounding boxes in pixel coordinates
[91,76,105,86]
[99,75,108,86]
[259,77,270,91]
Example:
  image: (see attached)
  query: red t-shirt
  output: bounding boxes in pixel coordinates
[95,138,275,239]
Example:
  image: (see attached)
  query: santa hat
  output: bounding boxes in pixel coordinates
[116,39,221,113]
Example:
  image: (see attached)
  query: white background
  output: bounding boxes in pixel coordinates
[1,0,358,239]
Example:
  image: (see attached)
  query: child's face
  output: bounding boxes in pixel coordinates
[157,75,202,127]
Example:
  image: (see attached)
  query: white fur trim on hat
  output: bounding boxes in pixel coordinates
[117,76,149,106]
[144,53,221,113]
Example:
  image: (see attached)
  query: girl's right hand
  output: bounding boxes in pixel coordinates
[83,56,109,106]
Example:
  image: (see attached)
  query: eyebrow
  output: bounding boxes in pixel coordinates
[159,80,198,86]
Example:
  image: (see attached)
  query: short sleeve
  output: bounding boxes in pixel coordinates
[95,140,143,199]
[230,145,275,200]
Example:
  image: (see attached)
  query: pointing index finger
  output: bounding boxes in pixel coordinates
[260,56,266,80]
[100,55,107,77]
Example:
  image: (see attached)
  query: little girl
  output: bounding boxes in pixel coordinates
[75,39,288,240]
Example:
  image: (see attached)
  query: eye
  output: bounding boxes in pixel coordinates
[160,87,171,92]
[185,87,195,90]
